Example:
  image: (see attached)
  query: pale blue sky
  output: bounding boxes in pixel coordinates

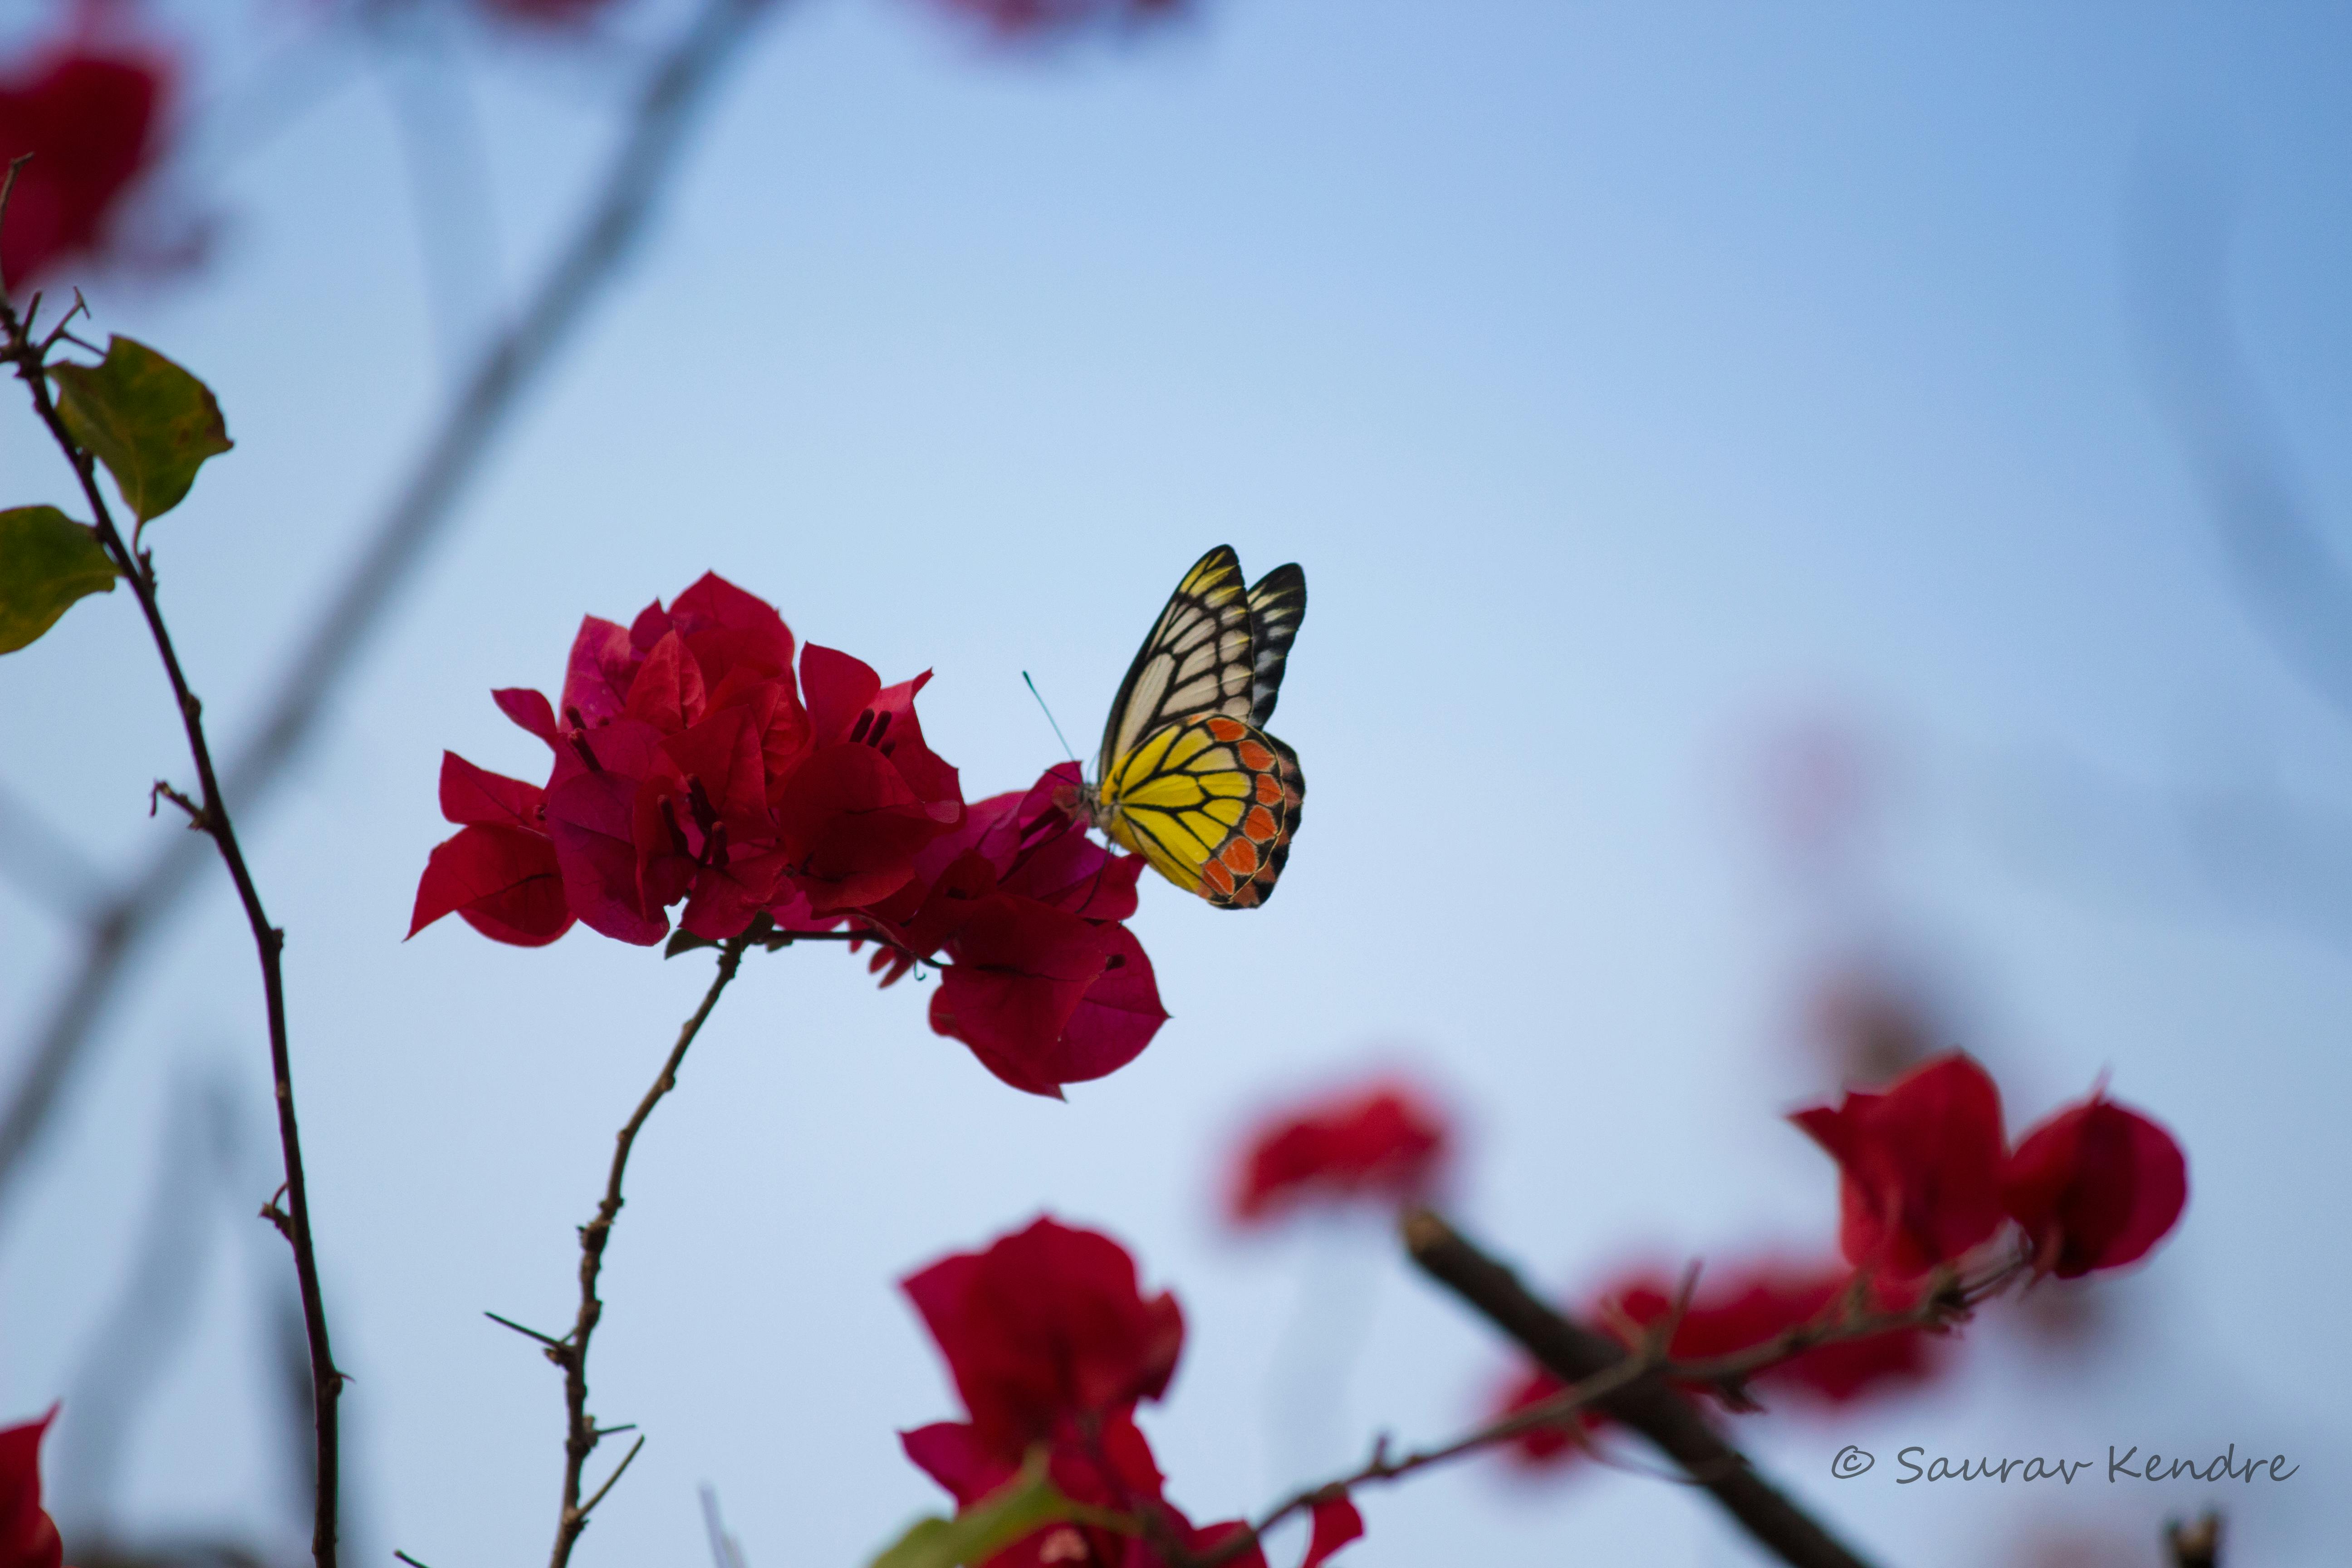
[2,2,2349,1564]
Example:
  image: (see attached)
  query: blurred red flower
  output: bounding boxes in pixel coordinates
[475,0,626,26]
[2003,1093,2187,1279]
[916,0,1188,42]
[0,1408,62,1568]
[1790,1052,2008,1278]
[1226,1077,1452,1225]
[0,42,171,289]
[899,1218,1294,1568]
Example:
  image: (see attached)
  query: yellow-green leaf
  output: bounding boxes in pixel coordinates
[49,335,233,523]
[868,1451,1127,1568]
[0,505,120,653]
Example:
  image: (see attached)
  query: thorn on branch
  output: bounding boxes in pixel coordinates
[148,780,207,830]
[485,1310,571,1352]
[393,1553,435,1568]
[259,1182,294,1242]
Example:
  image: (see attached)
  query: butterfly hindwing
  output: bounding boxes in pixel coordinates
[1098,713,1304,908]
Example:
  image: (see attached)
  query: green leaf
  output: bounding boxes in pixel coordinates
[0,505,120,654]
[48,336,233,523]
[867,1451,1126,1568]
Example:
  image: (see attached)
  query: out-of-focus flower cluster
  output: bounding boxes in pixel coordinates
[1225,1076,1452,1226]
[410,573,1165,1095]
[1495,1051,2187,1470]
[899,1217,1362,1568]
[1792,1052,2187,1283]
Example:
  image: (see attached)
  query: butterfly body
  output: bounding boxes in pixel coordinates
[1080,546,1307,908]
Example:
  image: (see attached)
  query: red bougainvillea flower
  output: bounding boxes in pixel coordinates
[900,1218,1314,1568]
[1226,1077,1452,1225]
[902,1216,1183,1455]
[0,1408,62,1568]
[0,43,172,289]
[411,573,962,943]
[883,764,1166,1098]
[2002,1092,2188,1279]
[412,579,1174,1093]
[408,753,573,946]
[1790,1052,2008,1277]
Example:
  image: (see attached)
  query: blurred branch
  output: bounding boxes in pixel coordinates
[2128,153,2352,715]
[0,778,108,923]
[370,7,507,374]
[699,1485,749,1568]
[52,1071,235,1534]
[0,0,775,1221]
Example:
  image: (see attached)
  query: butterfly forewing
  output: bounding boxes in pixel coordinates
[1100,714,1304,908]
[1096,546,1256,780]
[1243,564,1306,728]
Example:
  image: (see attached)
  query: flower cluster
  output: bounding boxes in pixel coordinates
[411,574,1164,1093]
[900,1217,1362,1568]
[1493,1052,2186,1472]
[0,39,172,288]
[0,1410,61,1568]
[1226,1077,1452,1225]
[1792,1052,2188,1281]
[1495,1257,1939,1468]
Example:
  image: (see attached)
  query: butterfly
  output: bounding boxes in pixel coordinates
[1080,545,1307,908]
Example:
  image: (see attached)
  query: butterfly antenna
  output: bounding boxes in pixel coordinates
[1023,671,1081,765]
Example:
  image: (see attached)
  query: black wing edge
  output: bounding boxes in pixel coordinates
[1244,563,1307,728]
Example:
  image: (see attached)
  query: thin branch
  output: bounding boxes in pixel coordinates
[0,0,775,1224]
[0,282,343,1567]
[576,1434,648,1521]
[544,935,752,1568]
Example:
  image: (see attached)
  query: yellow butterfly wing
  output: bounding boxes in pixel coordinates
[1091,547,1308,908]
